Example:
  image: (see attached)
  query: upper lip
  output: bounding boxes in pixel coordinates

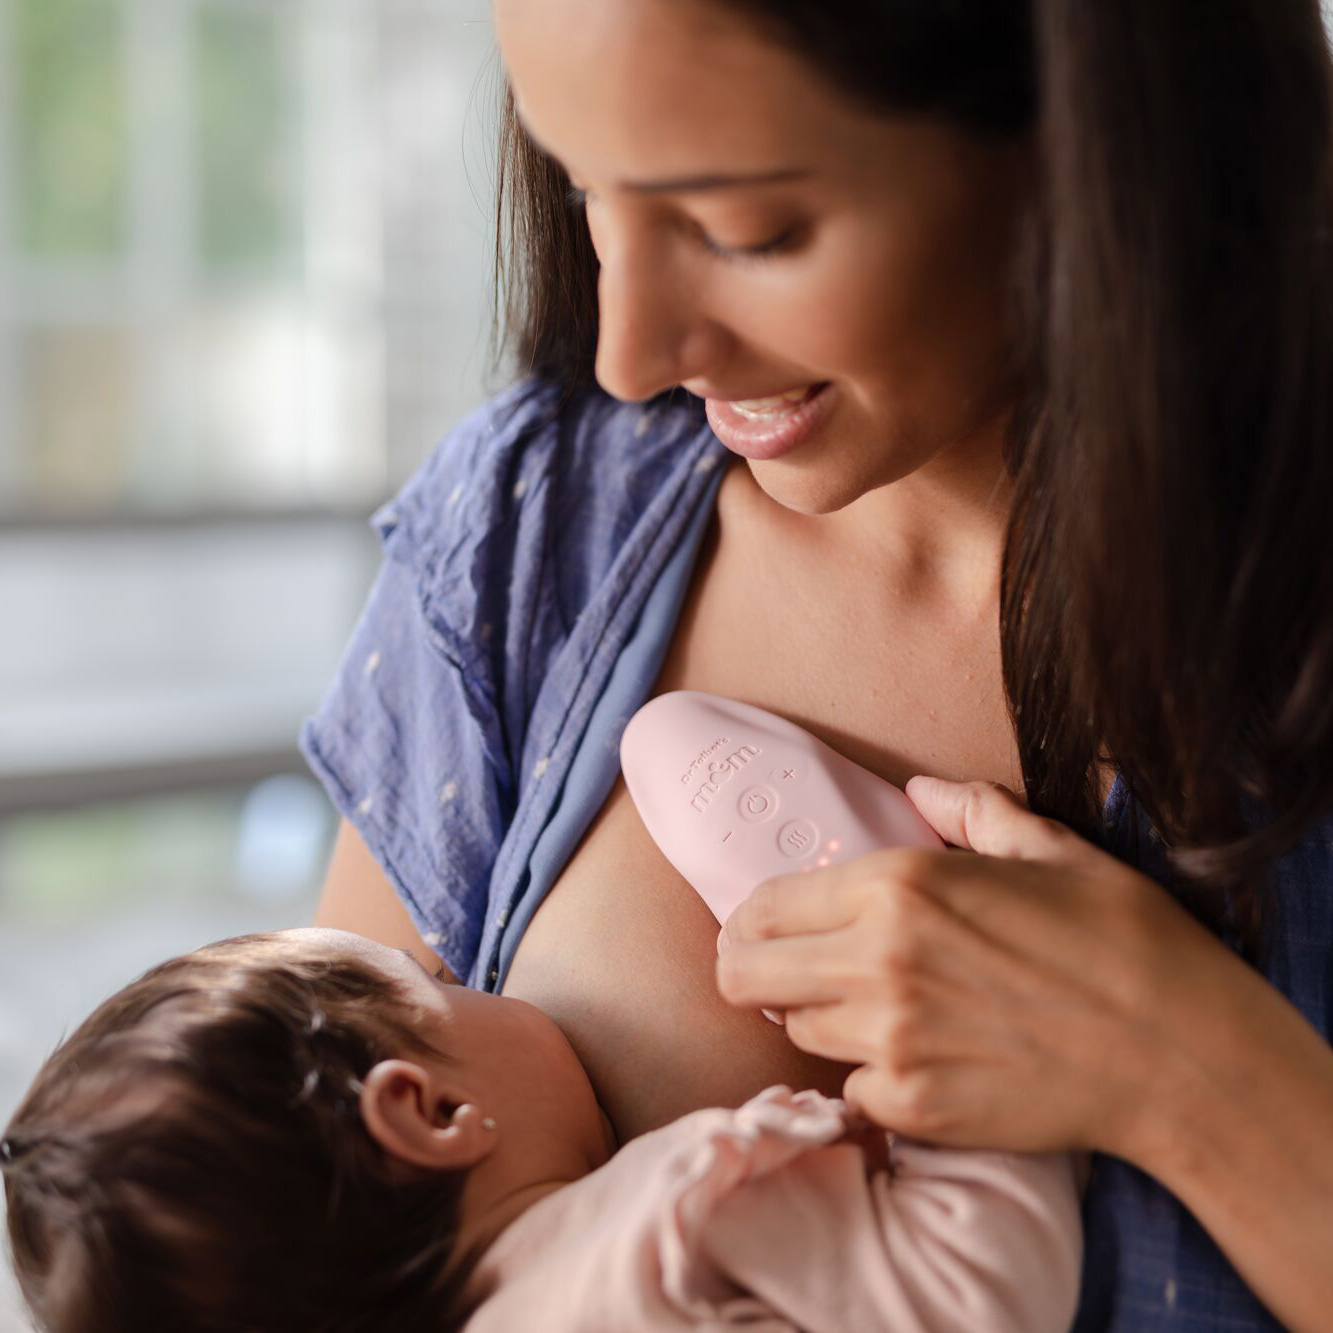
[685,381,824,402]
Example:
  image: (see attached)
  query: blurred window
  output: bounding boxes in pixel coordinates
[0,0,497,794]
[5,0,379,514]
[2,0,497,520]
[0,16,495,1276]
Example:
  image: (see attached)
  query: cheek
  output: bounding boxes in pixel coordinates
[508,1009,596,1099]
[825,220,1016,412]
[712,219,962,387]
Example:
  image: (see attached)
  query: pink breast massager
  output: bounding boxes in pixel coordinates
[620,690,944,928]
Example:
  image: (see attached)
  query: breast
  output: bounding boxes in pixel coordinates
[501,775,850,1143]
[502,462,1020,1144]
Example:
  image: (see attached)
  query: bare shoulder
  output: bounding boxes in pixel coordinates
[314,820,459,983]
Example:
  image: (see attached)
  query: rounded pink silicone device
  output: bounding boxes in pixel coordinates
[620,690,943,928]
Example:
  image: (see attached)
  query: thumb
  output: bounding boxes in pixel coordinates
[904,776,1070,861]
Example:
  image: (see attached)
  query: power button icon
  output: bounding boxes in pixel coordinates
[738,785,779,823]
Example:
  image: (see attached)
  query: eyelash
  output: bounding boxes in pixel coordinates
[566,185,799,263]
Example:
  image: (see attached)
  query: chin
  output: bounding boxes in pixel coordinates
[745,454,895,518]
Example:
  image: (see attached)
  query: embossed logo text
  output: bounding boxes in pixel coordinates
[689,744,762,813]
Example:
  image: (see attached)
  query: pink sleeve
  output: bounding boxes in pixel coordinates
[463,1090,1081,1333]
[697,1136,1083,1333]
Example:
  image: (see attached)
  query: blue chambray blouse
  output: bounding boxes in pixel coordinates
[301,377,1333,1331]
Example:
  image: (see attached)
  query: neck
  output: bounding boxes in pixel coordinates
[757,410,1013,609]
[857,419,1010,579]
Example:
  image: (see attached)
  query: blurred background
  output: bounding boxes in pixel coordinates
[0,0,497,1323]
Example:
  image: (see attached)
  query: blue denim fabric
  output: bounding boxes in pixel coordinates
[1073,789,1332,1331]
[302,379,1331,1329]
[301,379,727,982]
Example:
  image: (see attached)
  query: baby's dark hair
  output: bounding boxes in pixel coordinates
[2,933,473,1333]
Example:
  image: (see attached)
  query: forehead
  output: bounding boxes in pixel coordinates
[282,926,402,976]
[493,0,871,178]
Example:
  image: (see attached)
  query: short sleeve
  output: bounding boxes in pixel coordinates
[300,377,721,983]
[299,381,556,980]
[300,556,506,980]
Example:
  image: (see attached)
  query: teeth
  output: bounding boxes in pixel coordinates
[730,386,813,419]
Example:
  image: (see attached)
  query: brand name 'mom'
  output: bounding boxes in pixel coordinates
[689,744,761,813]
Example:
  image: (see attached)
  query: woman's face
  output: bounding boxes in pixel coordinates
[495,0,1035,515]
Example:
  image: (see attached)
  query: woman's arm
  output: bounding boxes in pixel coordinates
[1129,935,1333,1333]
[717,777,1333,1333]
[314,820,460,984]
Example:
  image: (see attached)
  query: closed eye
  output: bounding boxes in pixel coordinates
[566,184,802,263]
[695,223,801,262]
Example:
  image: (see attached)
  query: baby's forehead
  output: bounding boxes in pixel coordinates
[265,925,377,962]
[190,928,397,984]
[280,925,352,947]
[268,927,424,989]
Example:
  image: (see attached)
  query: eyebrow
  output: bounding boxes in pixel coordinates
[513,109,811,197]
[615,168,813,196]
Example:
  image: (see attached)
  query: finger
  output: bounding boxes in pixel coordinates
[904,776,1073,861]
[843,1064,912,1131]
[715,930,860,1011]
[722,864,867,947]
[786,987,992,1070]
[842,1063,967,1142]
[783,1001,913,1067]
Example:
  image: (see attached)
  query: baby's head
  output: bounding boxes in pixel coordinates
[2,928,613,1333]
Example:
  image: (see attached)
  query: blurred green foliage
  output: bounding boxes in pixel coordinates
[193,4,292,268]
[0,792,245,920]
[16,0,128,257]
[12,0,292,267]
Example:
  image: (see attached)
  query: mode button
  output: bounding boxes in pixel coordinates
[777,818,819,860]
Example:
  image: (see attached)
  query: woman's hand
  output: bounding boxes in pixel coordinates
[716,776,1245,1160]
[720,779,1333,1330]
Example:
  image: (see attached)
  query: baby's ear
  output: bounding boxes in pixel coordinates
[360,1060,498,1171]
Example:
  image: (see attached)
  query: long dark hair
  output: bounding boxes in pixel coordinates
[3,935,474,1333]
[495,0,1333,945]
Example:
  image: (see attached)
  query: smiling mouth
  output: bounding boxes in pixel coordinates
[727,385,824,419]
[703,382,835,462]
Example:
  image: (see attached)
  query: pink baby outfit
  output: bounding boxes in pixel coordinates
[464,1086,1082,1332]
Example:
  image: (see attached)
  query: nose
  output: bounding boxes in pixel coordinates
[593,233,732,403]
